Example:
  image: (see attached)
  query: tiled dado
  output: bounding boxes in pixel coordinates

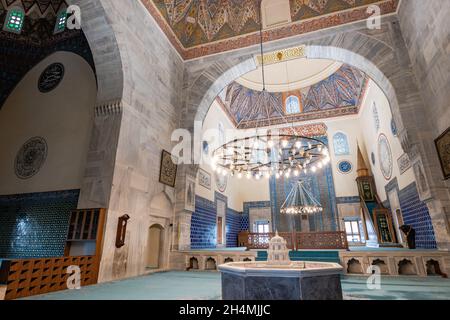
[398,183,437,249]
[385,179,437,249]
[0,190,80,258]
[191,195,244,249]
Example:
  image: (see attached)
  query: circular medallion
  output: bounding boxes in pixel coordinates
[378,133,393,180]
[371,152,376,165]
[215,172,228,193]
[38,63,65,93]
[391,119,398,137]
[15,137,48,179]
[337,160,353,174]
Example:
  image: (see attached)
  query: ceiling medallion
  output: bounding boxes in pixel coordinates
[212,16,329,180]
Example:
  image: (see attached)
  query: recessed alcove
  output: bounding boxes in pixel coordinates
[205,257,217,270]
[372,259,389,275]
[188,257,199,270]
[426,259,444,277]
[398,259,416,275]
[347,258,364,274]
[224,257,234,263]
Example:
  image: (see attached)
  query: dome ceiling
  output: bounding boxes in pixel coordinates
[141,0,399,59]
[219,64,368,129]
[236,58,343,92]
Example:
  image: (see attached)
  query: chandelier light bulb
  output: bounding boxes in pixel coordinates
[281,139,288,148]
[264,172,271,179]
[303,168,308,174]
[318,162,323,169]
[295,141,302,149]
[246,172,251,179]
[237,172,243,179]
[294,169,299,177]
[268,139,274,148]
[311,166,317,172]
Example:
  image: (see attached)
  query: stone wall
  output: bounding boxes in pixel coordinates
[398,0,450,141]
[81,0,184,282]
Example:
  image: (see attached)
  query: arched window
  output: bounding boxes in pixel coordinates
[54,9,68,34]
[3,7,25,34]
[372,102,380,132]
[333,132,350,156]
[285,95,300,114]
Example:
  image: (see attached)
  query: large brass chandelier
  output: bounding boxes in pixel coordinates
[211,12,330,180]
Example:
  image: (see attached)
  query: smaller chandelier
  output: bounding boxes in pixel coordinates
[280,181,323,215]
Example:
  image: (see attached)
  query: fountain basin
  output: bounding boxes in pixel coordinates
[218,261,343,300]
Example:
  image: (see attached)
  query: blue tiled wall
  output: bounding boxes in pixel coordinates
[191,196,217,249]
[0,190,79,258]
[240,213,250,232]
[191,194,245,248]
[398,183,437,249]
[226,208,241,247]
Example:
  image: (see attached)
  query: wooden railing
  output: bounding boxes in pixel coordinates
[1,256,99,300]
[238,231,348,250]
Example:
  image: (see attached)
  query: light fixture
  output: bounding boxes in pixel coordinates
[280,181,323,215]
[211,4,329,180]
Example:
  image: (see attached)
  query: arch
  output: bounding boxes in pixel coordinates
[67,0,124,103]
[285,95,301,114]
[184,24,450,249]
[150,191,174,219]
[188,257,199,270]
[398,259,416,275]
[333,132,350,156]
[146,223,165,269]
[347,258,363,274]
[205,257,217,270]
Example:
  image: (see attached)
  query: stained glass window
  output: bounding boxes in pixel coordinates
[54,10,67,34]
[3,7,25,34]
[333,132,350,156]
[285,95,300,114]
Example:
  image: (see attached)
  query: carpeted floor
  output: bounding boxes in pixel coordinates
[22,271,450,300]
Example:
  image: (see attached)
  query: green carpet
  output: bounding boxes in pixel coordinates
[22,271,450,300]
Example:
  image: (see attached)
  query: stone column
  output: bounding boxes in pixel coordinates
[78,100,122,209]
[171,164,198,250]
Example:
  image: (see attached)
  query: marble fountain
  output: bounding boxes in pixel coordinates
[218,232,344,300]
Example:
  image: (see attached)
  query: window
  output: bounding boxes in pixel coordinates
[333,132,350,155]
[54,9,67,34]
[3,7,25,34]
[254,220,270,234]
[285,95,300,114]
[345,220,362,243]
[372,102,380,132]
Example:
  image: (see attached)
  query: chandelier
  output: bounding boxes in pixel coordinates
[211,9,330,180]
[280,181,323,215]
